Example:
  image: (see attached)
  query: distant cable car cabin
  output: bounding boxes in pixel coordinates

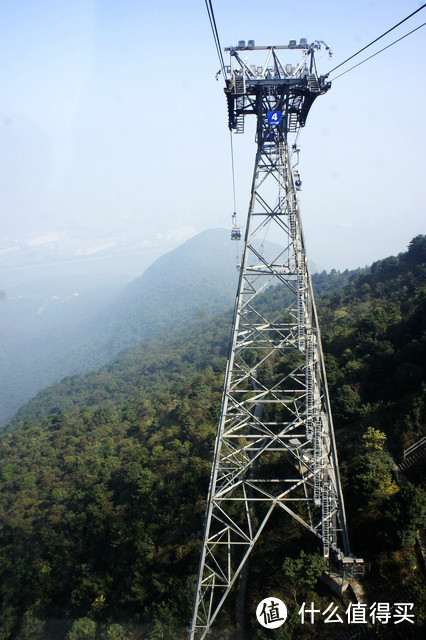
[231,212,241,240]
[294,170,302,190]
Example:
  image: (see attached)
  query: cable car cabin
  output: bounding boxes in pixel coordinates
[231,228,241,241]
[294,170,302,190]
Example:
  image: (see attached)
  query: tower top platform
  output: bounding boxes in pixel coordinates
[224,40,331,133]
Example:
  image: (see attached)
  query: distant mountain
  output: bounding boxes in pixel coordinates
[93,228,240,353]
[0,229,239,425]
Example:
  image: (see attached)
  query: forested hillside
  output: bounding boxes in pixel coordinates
[321,234,426,450]
[0,237,425,639]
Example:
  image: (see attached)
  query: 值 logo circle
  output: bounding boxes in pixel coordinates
[256,597,287,628]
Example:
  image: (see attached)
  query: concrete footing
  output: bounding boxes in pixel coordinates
[320,571,349,596]
[320,571,367,603]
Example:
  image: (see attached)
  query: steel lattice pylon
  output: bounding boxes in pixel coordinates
[189,41,356,640]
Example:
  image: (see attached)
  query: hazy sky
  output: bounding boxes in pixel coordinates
[1,0,425,270]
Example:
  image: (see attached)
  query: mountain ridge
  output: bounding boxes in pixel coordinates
[0,229,238,424]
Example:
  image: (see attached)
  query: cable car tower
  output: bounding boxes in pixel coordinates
[189,39,360,640]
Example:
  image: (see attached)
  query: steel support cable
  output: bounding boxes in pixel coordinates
[326,2,426,76]
[204,0,226,78]
[229,131,241,264]
[204,1,240,263]
[229,131,237,215]
[330,20,426,81]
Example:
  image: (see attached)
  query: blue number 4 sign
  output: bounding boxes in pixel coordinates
[267,110,282,126]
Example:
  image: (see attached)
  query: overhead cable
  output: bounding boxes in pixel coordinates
[229,132,237,215]
[203,0,238,244]
[326,2,426,76]
[204,0,226,78]
[330,20,426,81]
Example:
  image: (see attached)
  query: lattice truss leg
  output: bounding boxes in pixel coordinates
[189,138,349,639]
